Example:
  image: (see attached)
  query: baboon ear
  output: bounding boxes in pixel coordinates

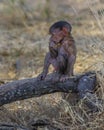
[62,27,69,35]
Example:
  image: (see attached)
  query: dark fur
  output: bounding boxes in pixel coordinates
[49,21,72,34]
[38,21,76,81]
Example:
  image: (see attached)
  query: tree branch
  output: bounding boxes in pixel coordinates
[0,72,96,107]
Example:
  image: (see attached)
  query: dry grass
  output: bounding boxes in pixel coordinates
[0,0,104,130]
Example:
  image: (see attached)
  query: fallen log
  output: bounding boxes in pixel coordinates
[0,72,96,107]
[0,123,29,130]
